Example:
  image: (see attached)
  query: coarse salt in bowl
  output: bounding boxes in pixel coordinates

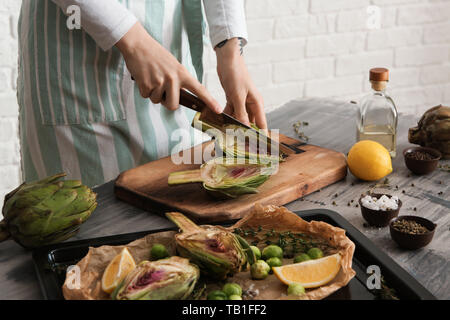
[361,194,399,211]
[359,193,402,227]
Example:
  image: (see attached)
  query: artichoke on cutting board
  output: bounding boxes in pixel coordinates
[0,173,97,248]
[166,211,256,280]
[408,105,450,159]
[192,112,284,163]
[112,256,199,300]
[168,157,274,199]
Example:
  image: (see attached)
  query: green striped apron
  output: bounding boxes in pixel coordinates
[17,0,207,187]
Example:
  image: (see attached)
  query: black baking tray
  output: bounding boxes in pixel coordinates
[32,209,436,300]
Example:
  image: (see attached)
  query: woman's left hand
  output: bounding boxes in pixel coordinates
[216,38,267,130]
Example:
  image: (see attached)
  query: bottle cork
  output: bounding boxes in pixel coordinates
[370,68,389,91]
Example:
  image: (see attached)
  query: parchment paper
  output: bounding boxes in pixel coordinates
[63,204,355,300]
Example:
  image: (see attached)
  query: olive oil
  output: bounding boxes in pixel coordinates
[357,124,397,157]
[357,68,398,157]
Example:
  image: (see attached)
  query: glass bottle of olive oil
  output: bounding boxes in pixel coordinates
[357,68,398,157]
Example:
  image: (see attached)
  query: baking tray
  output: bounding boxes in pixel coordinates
[32,209,436,300]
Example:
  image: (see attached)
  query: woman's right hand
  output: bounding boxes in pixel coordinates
[116,22,222,113]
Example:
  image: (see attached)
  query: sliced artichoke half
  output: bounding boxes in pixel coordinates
[192,112,284,164]
[166,212,256,280]
[168,157,274,198]
[112,256,199,300]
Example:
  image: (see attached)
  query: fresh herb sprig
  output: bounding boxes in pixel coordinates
[234,226,333,257]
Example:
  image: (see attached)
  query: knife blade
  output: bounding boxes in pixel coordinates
[179,89,300,156]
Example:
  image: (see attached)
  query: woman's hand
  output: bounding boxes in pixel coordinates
[216,38,267,129]
[116,22,222,113]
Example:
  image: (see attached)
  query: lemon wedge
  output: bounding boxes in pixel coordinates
[273,253,342,289]
[101,247,136,294]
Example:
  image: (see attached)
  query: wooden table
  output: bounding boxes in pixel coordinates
[0,98,448,300]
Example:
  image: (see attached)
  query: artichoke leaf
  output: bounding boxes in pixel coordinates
[235,234,256,265]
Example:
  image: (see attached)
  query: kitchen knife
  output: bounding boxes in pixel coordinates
[179,89,302,156]
[129,74,303,155]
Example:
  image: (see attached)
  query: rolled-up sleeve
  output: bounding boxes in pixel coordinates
[202,0,248,48]
[52,0,137,51]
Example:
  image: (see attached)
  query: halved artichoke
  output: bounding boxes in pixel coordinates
[112,256,199,300]
[168,157,274,198]
[166,212,256,279]
[192,112,284,164]
[0,173,96,248]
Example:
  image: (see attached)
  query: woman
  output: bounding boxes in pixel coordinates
[17,0,266,186]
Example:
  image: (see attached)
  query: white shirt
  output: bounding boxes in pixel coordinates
[52,0,248,51]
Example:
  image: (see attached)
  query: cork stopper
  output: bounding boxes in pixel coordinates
[370,68,389,91]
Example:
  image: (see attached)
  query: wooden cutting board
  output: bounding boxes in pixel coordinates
[114,134,347,223]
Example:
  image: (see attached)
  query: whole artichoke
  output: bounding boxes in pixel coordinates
[0,173,97,248]
[166,211,256,279]
[409,105,450,159]
[168,157,274,199]
[112,256,199,300]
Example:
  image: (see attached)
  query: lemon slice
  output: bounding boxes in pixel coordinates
[273,253,342,289]
[101,247,136,294]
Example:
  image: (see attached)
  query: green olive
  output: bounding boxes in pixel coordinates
[307,248,324,259]
[150,243,169,260]
[293,253,311,263]
[223,283,242,297]
[262,245,283,260]
[207,290,228,300]
[250,260,270,280]
[229,295,243,300]
[287,283,305,296]
[266,257,282,269]
[250,246,261,260]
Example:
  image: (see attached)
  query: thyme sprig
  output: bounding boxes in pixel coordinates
[234,226,334,258]
[371,276,400,300]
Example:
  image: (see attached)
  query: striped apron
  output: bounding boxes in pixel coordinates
[17,0,207,187]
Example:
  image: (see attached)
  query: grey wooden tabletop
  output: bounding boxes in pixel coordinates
[0,98,448,300]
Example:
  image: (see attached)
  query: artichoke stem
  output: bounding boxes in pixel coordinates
[166,212,201,233]
[168,170,203,185]
[0,221,11,242]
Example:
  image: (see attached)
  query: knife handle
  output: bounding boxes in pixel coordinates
[130,76,204,112]
[179,89,205,112]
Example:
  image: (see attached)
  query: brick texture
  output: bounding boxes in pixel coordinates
[0,0,21,213]
[204,0,450,115]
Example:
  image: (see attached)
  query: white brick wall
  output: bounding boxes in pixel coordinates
[203,0,450,114]
[0,0,21,214]
[1,0,450,211]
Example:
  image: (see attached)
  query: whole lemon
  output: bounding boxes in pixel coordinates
[347,140,393,181]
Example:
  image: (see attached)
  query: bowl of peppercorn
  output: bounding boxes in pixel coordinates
[403,147,441,175]
[389,215,437,250]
